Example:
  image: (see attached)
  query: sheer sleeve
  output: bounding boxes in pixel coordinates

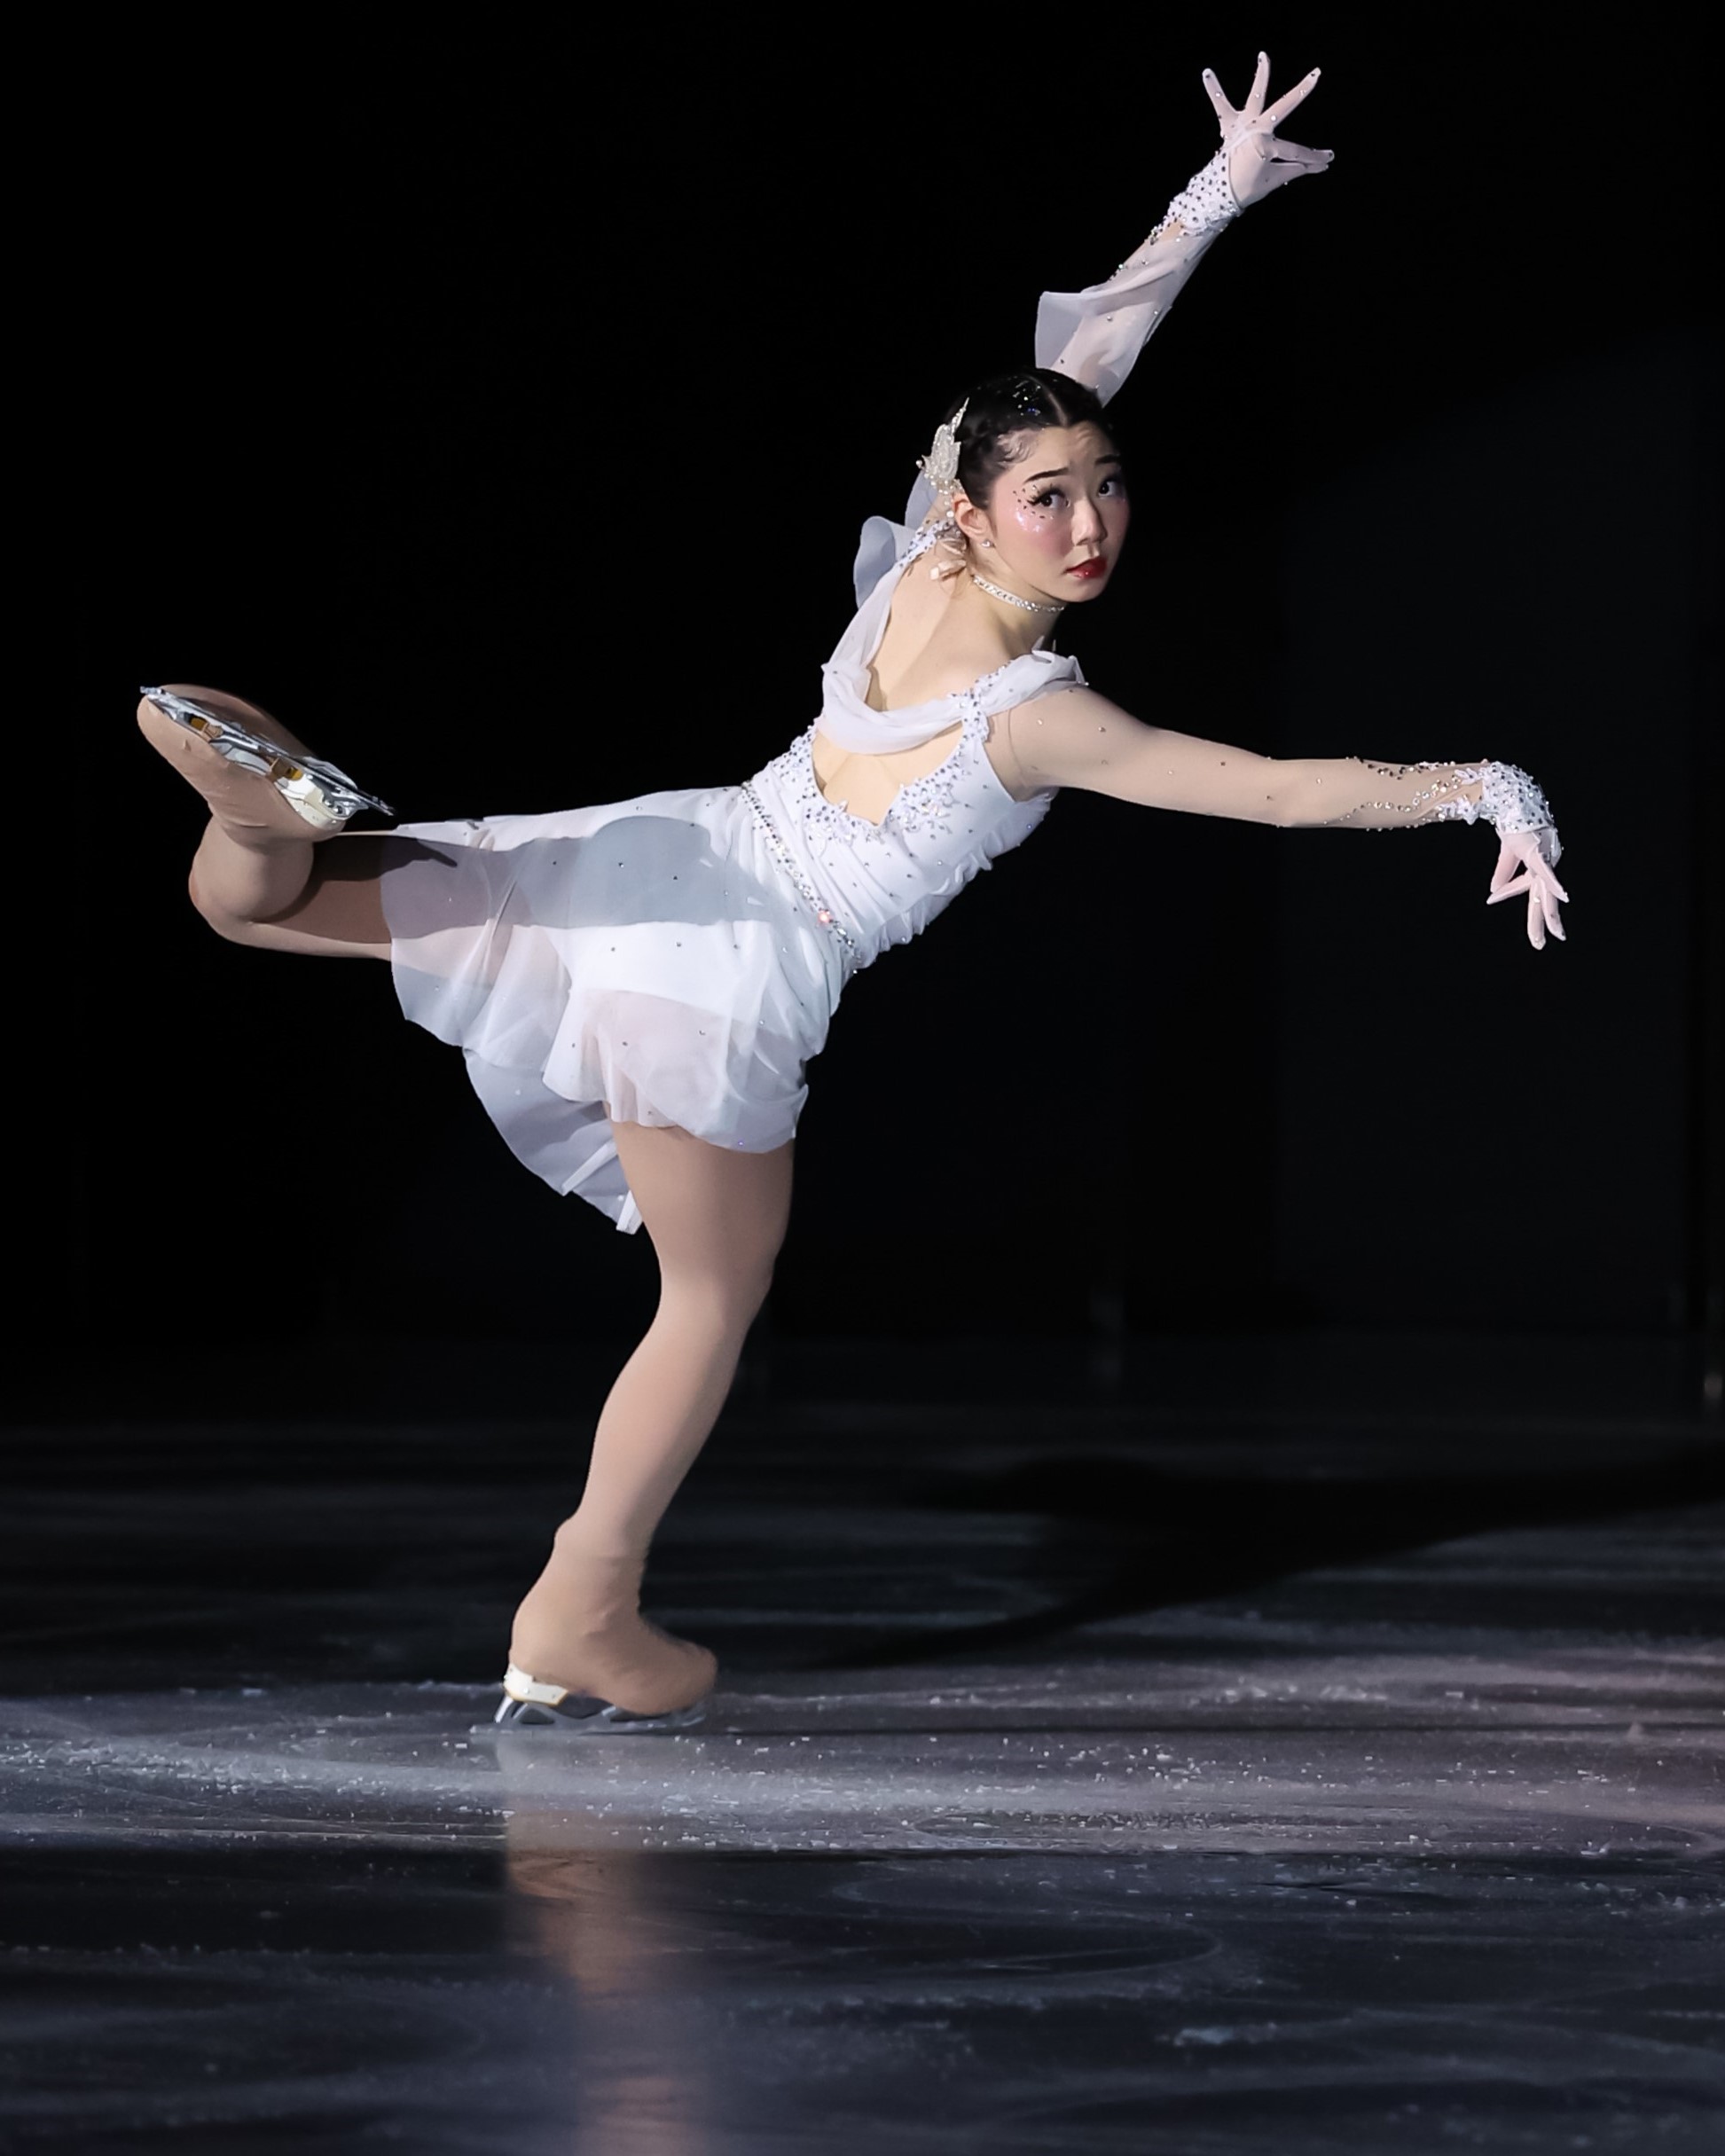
[1037,53,1331,402]
[1034,159,1237,405]
[861,57,1332,593]
[1001,687,1569,945]
[1004,689,1561,863]
[854,147,1242,600]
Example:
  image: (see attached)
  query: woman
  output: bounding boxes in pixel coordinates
[137,55,1568,1733]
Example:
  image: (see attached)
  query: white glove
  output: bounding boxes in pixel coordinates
[1487,829,1570,949]
[1159,53,1334,240]
[1474,763,1569,949]
[1211,53,1335,214]
[1037,51,1332,402]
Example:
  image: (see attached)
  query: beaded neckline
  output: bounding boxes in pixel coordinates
[806,692,990,835]
[752,687,1009,846]
[854,648,1034,726]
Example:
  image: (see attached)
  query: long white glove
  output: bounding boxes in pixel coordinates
[1000,699,1573,952]
[1486,829,1570,949]
[1472,767,1569,949]
[1208,53,1335,215]
[1036,52,1332,404]
[886,53,1330,568]
[1306,757,1570,952]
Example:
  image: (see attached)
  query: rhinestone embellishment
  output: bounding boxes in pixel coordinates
[968,572,1065,617]
[740,782,859,958]
[757,688,999,852]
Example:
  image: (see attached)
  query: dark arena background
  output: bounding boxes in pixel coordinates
[17,9,1721,2152]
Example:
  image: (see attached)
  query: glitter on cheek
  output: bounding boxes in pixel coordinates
[1005,498,1066,553]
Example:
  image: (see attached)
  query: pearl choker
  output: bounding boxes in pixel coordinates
[969,571,1065,617]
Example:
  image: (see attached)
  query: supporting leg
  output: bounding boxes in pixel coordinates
[506,1119,794,1716]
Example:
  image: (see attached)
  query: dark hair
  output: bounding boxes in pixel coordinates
[942,368,1116,508]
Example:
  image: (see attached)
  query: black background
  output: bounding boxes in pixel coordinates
[58,10,1720,1384]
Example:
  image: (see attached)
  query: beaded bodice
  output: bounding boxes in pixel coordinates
[735,506,1083,973]
[742,685,1056,975]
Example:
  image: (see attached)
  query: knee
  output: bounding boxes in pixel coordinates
[186,865,261,946]
[724,1254,779,1331]
[735,1255,777,1326]
[662,1253,777,1335]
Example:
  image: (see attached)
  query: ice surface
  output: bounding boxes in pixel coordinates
[1,1380,1720,2151]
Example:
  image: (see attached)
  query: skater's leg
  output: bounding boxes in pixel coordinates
[507,1120,794,1713]
[139,683,394,956]
[568,1121,791,1555]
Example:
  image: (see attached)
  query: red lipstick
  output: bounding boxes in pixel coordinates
[1067,557,1109,581]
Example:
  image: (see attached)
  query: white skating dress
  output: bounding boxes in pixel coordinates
[380,524,1082,1231]
[380,168,1241,1229]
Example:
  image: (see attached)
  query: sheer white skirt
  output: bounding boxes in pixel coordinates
[380,786,843,1231]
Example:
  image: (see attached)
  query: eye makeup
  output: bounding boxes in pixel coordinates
[1018,468,1127,514]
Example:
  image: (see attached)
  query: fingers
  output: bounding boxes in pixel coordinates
[1254,150,1333,192]
[1491,833,1544,887]
[1485,869,1555,905]
[1244,49,1271,121]
[1486,830,1568,946]
[1267,137,1333,171]
[1263,66,1321,130]
[1486,869,1556,903]
[1491,835,1571,898]
[1486,866,1568,945]
[1201,65,1236,125]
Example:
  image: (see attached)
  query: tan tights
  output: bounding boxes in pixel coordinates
[139,686,793,1714]
[508,1124,792,1713]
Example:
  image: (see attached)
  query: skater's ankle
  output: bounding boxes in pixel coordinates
[552,1514,649,1568]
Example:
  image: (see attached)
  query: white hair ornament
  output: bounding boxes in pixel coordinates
[917,396,968,499]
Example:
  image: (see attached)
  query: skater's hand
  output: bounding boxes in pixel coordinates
[1202,51,1333,209]
[1486,830,1569,950]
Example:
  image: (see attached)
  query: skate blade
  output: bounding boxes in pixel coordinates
[478,1693,710,1737]
[139,686,395,823]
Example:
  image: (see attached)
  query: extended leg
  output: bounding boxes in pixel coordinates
[138,684,394,956]
[506,1119,794,1717]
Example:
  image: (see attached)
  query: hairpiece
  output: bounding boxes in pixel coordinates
[1010,375,1044,419]
[917,396,968,498]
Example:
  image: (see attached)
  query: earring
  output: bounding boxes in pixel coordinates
[981,539,993,549]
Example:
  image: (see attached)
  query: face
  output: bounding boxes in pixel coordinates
[959,421,1129,605]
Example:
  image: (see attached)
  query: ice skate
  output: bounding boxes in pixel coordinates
[137,684,393,835]
[493,1549,717,1734]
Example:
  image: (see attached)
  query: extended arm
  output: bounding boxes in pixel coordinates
[864,55,1329,600]
[1036,53,1332,403]
[1000,687,1571,949]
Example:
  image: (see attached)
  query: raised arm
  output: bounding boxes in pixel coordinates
[1000,687,1571,950]
[1036,52,1332,404]
[866,54,1330,599]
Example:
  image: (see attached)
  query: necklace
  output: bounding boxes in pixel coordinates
[969,571,1065,617]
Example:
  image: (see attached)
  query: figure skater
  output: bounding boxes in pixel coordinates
[136,55,1568,1733]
